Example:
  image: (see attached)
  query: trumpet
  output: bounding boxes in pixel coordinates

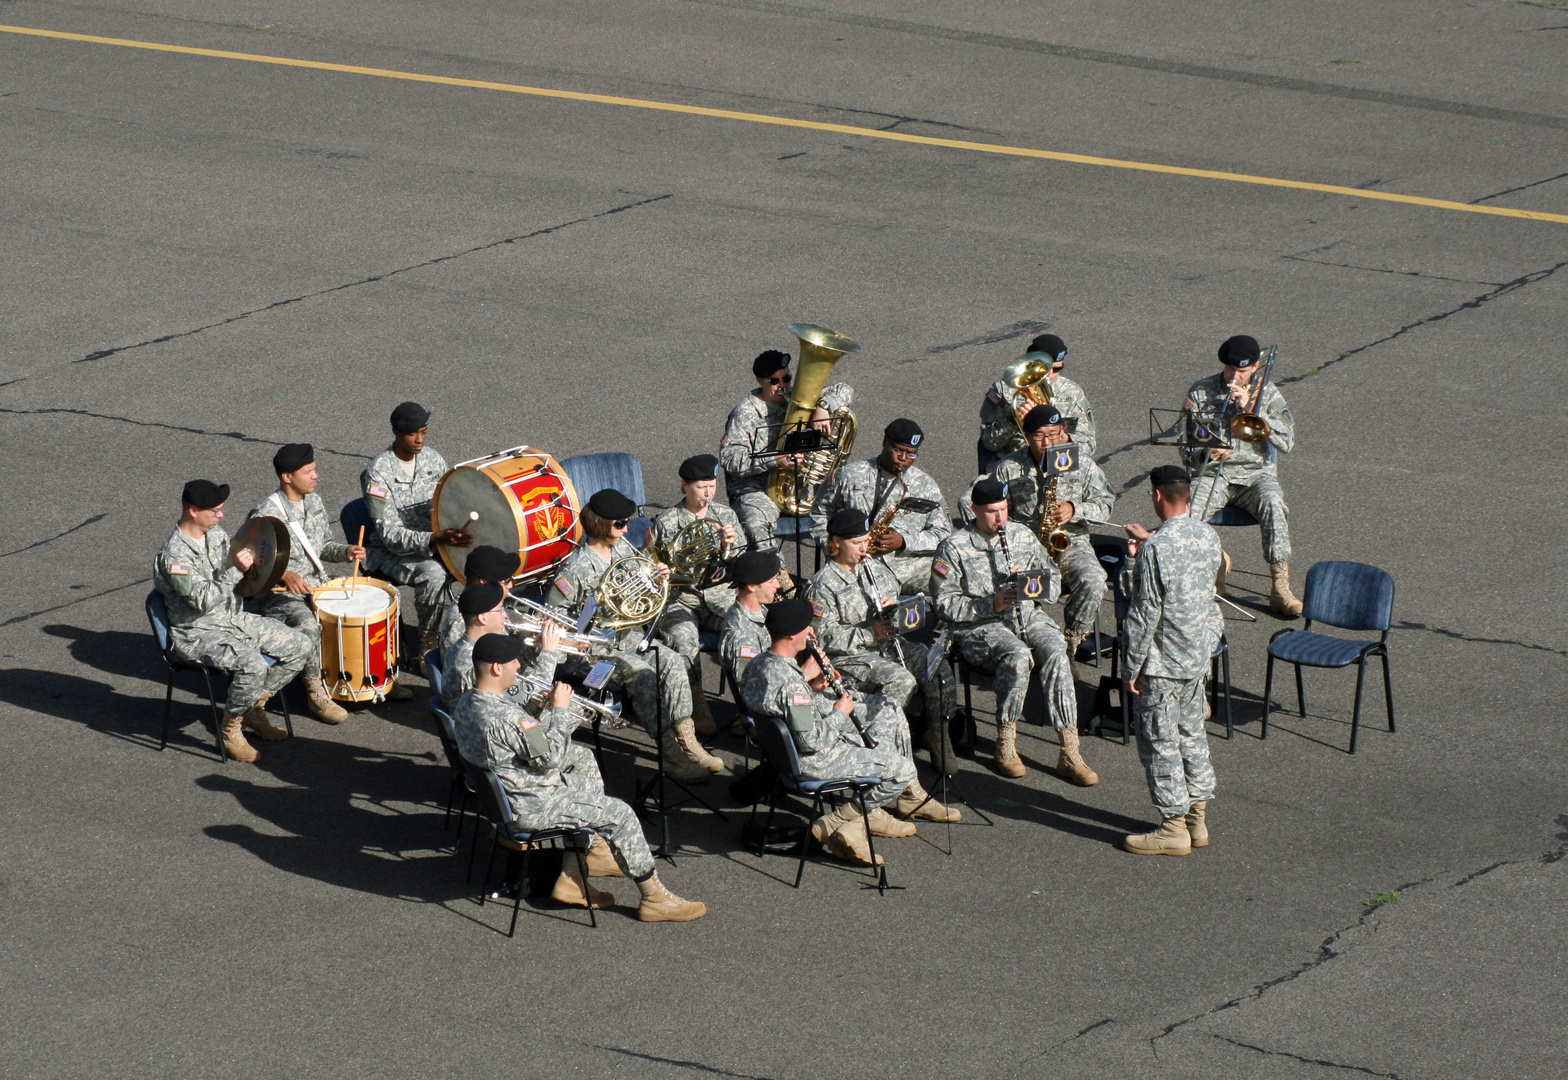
[503,595,615,655]
[508,673,626,727]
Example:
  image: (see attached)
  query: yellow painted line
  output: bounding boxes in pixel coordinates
[4,22,1566,226]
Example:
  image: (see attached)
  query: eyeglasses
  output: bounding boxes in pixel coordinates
[611,519,629,529]
[767,373,792,386]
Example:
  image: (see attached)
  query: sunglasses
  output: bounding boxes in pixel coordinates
[611,519,629,529]
[767,373,793,386]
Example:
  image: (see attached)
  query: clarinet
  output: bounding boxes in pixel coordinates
[859,562,906,668]
[806,638,876,748]
[995,524,1024,634]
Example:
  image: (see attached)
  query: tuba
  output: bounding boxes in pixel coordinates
[1002,352,1056,437]
[659,517,732,587]
[766,323,860,516]
[594,553,670,631]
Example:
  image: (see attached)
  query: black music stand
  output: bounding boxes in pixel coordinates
[748,421,842,583]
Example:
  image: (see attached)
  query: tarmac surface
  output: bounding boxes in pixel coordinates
[2,2,1565,1077]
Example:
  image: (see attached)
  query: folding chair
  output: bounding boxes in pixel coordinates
[466,764,598,934]
[1263,561,1395,754]
[428,701,477,836]
[558,452,653,548]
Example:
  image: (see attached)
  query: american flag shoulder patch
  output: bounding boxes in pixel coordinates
[810,601,823,617]
[520,717,539,729]
[932,558,951,577]
[1182,397,1196,411]
[739,646,759,658]
[366,483,389,498]
[168,563,191,575]
[791,692,811,706]
[555,578,573,597]
[986,388,1002,404]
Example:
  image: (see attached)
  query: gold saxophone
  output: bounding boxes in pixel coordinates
[1037,471,1070,558]
[867,474,908,549]
[766,323,859,516]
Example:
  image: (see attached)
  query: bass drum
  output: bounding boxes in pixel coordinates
[431,446,582,585]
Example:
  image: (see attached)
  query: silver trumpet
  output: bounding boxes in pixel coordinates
[503,595,614,656]
[510,673,626,727]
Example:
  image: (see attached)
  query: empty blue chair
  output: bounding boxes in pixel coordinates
[466,764,598,934]
[559,452,653,547]
[1262,561,1395,754]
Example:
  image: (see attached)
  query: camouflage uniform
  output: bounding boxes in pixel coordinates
[808,458,952,594]
[979,373,1097,465]
[1180,372,1295,564]
[246,489,353,680]
[804,557,956,724]
[718,601,769,685]
[440,632,563,715]
[719,382,854,549]
[966,446,1116,638]
[360,447,452,631]
[1120,514,1224,817]
[646,502,740,666]
[930,522,1077,731]
[454,688,653,879]
[154,526,313,715]
[740,650,915,809]
[545,539,690,737]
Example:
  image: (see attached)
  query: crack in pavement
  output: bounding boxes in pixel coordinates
[589,1043,780,1079]
[70,194,673,365]
[1471,170,1568,204]
[1282,251,1505,287]
[1395,619,1568,657]
[0,407,372,460]
[1035,1018,1115,1057]
[2,577,151,627]
[1451,862,1506,888]
[1207,1034,1406,1077]
[901,319,1051,363]
[0,514,106,559]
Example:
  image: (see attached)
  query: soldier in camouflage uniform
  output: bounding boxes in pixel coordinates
[454,633,706,921]
[647,454,740,734]
[965,404,1116,656]
[154,480,313,763]
[1119,465,1224,856]
[544,489,718,785]
[808,418,952,595]
[978,333,1097,472]
[719,348,855,550]
[717,550,782,685]
[805,508,957,767]
[439,582,565,714]
[1180,334,1301,616]
[247,443,369,723]
[435,546,518,653]
[360,401,472,654]
[931,478,1098,786]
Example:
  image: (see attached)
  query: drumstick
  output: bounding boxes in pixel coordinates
[351,525,365,595]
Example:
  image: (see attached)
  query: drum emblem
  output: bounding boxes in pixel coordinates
[368,625,386,648]
[522,485,567,540]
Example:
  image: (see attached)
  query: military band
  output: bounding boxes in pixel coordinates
[979,333,1097,469]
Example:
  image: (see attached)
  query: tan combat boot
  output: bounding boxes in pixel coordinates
[810,803,885,866]
[306,678,348,724]
[1056,727,1099,787]
[689,669,717,738]
[551,862,614,909]
[674,717,725,773]
[1216,550,1233,596]
[636,872,707,922]
[585,835,626,877]
[866,807,917,838]
[1124,816,1193,856]
[384,679,414,701]
[659,726,712,784]
[994,721,1026,778]
[221,713,259,763]
[1185,801,1209,848]
[1065,631,1086,674]
[896,779,961,823]
[1269,563,1304,617]
[242,693,288,740]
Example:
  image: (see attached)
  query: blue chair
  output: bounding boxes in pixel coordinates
[424,647,445,702]
[467,764,598,934]
[147,590,293,761]
[1262,561,1395,754]
[746,712,884,889]
[559,452,653,548]
[428,699,477,837]
[338,498,385,565]
[772,515,821,574]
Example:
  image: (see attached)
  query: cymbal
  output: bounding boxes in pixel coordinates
[229,516,291,597]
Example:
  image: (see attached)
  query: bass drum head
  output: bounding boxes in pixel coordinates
[432,467,518,582]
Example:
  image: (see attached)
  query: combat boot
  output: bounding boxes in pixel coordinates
[1123,816,1193,856]
[1065,631,1086,673]
[1216,550,1233,596]
[636,873,707,922]
[585,835,626,877]
[810,803,885,866]
[419,628,441,656]
[221,713,259,763]
[1056,727,1099,787]
[306,678,348,724]
[673,717,725,773]
[689,670,717,738]
[895,779,961,823]
[1269,563,1304,617]
[384,679,413,701]
[866,807,917,838]
[1185,801,1209,848]
[242,693,288,740]
[551,862,614,909]
[659,726,712,784]
[994,721,1026,778]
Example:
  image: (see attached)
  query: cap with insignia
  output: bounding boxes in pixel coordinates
[971,477,1008,506]
[679,454,721,482]
[765,596,816,638]
[587,488,638,520]
[1149,464,1191,487]
[272,443,314,475]
[390,401,430,432]
[752,349,791,377]
[1028,333,1067,362]
[1218,335,1261,368]
[826,508,871,538]
[472,632,524,665]
[458,580,506,615]
[182,479,229,510]
[1022,403,1064,433]
[883,418,923,448]
[465,545,520,582]
[730,550,782,586]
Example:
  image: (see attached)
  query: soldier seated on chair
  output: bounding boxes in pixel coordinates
[718,549,783,686]
[436,545,520,652]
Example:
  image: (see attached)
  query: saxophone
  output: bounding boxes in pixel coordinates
[766,323,860,516]
[866,474,908,550]
[1037,471,1070,559]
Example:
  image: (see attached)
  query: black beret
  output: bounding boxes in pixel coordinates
[1022,403,1064,433]
[390,401,430,432]
[730,550,782,585]
[586,488,638,521]
[751,349,791,377]
[1028,334,1067,362]
[1218,335,1261,368]
[472,632,524,665]
[826,508,871,538]
[765,597,816,638]
[464,545,520,582]
[971,477,1008,506]
[883,418,923,448]
[182,479,229,510]
[679,454,721,482]
[272,443,314,475]
[1149,465,1192,487]
[458,580,505,615]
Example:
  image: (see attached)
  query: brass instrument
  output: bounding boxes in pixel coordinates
[503,595,615,655]
[866,474,908,548]
[657,517,732,587]
[766,323,860,516]
[1002,351,1056,437]
[1037,471,1071,558]
[593,553,670,631]
[509,673,626,727]
[1228,344,1277,444]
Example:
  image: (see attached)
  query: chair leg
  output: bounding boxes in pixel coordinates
[466,816,485,884]
[480,828,500,905]
[511,845,532,938]
[760,775,782,857]
[204,669,226,762]
[1349,657,1367,755]
[1381,649,1396,733]
[573,841,596,929]
[278,691,293,738]
[856,790,882,892]
[161,671,176,751]
[1294,663,1306,718]
[1261,655,1274,741]
[445,771,459,831]
[1222,648,1233,740]
[794,792,817,889]
[1209,656,1218,733]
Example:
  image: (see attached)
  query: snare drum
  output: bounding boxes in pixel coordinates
[313,577,400,702]
[431,446,581,584]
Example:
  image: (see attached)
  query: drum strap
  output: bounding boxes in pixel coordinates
[267,492,325,576]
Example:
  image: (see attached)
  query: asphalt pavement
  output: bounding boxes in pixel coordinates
[1,3,1565,1078]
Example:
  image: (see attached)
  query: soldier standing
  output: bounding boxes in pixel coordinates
[1120,465,1225,856]
[154,480,313,762]
[978,333,1097,471]
[717,550,783,684]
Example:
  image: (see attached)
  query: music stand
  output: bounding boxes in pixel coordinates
[748,420,842,583]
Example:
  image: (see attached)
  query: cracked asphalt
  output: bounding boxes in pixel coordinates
[1,3,1564,1078]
